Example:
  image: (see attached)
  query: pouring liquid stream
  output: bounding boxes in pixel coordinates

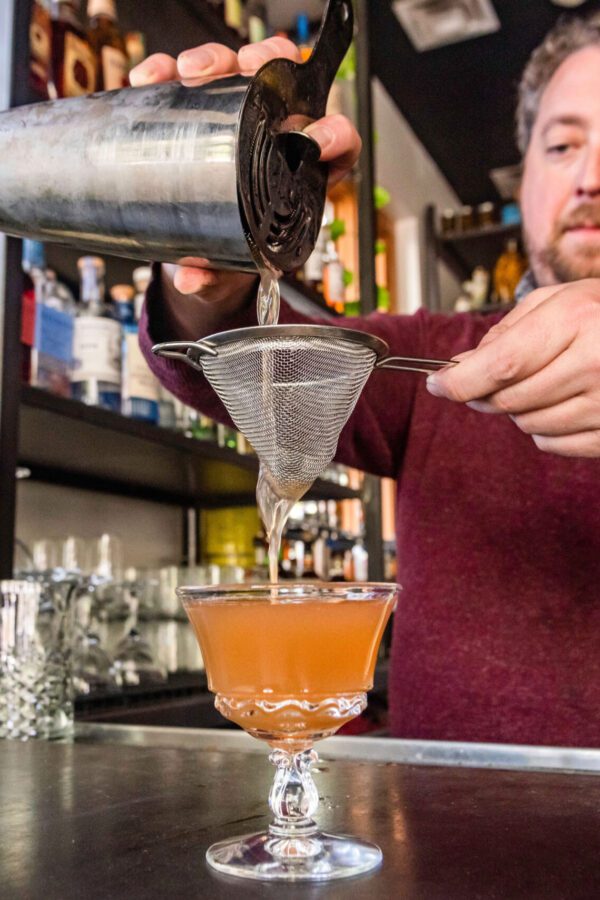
[254,268,297,587]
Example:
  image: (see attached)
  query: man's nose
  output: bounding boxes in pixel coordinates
[576,144,600,198]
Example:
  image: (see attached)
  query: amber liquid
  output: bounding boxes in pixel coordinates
[185,596,395,741]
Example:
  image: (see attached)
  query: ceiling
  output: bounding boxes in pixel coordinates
[371,0,600,203]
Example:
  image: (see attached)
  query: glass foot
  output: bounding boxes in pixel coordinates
[206,831,382,882]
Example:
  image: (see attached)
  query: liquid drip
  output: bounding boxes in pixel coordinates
[257,269,281,326]
[255,267,291,584]
[257,468,296,585]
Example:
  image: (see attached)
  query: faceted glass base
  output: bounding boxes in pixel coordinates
[206,830,382,882]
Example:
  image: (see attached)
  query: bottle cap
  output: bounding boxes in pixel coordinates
[110,284,134,302]
[132,265,152,292]
[87,0,117,21]
[77,255,105,274]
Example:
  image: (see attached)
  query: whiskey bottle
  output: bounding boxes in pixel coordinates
[87,0,128,91]
[50,0,96,98]
[29,0,52,99]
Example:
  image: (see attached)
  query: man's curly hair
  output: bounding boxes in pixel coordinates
[517,14,600,155]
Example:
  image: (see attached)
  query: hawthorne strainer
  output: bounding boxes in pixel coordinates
[153,325,453,500]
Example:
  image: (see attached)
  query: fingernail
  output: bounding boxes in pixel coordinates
[426,375,445,398]
[303,124,334,151]
[129,63,156,86]
[178,47,216,75]
[466,400,495,414]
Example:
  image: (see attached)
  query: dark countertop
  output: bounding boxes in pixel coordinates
[1,726,599,900]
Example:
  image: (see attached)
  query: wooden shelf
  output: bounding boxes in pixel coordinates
[19,386,361,507]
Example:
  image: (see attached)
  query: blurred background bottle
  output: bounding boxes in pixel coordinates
[49,0,96,98]
[72,256,121,411]
[87,0,128,90]
[30,267,75,398]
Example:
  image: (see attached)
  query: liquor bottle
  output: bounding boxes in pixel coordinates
[31,268,75,398]
[49,0,96,98]
[29,0,53,99]
[217,423,238,450]
[110,283,134,324]
[493,239,527,305]
[132,265,152,322]
[72,256,121,411]
[120,286,159,424]
[87,0,128,91]
[303,200,333,292]
[124,32,146,72]
[21,241,46,383]
[246,0,267,43]
[322,240,345,312]
[158,386,177,429]
[224,0,244,34]
[190,415,217,441]
[296,13,313,61]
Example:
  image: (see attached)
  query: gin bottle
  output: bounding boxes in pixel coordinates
[72,256,121,411]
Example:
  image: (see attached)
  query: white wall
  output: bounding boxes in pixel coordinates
[16,481,183,570]
[373,78,461,312]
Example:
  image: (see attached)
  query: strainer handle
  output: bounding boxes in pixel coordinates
[151,339,218,369]
[377,357,458,375]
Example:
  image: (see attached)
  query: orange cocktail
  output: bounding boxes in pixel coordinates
[185,589,394,744]
[178,582,399,883]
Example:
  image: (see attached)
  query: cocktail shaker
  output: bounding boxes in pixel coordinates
[0,0,353,273]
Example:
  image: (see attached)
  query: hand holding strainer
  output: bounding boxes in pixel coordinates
[153,324,455,501]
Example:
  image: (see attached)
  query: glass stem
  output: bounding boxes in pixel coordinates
[268,747,320,846]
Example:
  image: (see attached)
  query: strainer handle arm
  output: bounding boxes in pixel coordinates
[151,339,218,366]
[299,0,355,114]
[377,357,457,375]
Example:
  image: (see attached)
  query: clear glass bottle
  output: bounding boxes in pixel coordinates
[72,256,121,411]
[246,0,267,43]
[49,0,96,98]
[132,265,152,323]
[158,386,177,430]
[322,240,345,312]
[120,283,159,424]
[87,0,128,91]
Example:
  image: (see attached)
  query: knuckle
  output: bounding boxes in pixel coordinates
[487,349,522,385]
[492,390,518,414]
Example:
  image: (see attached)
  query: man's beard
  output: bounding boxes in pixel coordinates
[527,202,600,284]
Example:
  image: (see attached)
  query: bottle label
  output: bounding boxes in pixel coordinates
[101,45,128,91]
[63,32,96,96]
[122,331,159,402]
[32,305,74,396]
[72,317,121,385]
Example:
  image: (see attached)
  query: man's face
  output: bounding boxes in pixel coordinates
[521,45,600,286]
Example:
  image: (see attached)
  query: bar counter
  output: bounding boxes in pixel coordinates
[1,724,599,899]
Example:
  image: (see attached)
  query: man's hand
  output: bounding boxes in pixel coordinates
[426,280,600,458]
[130,38,361,298]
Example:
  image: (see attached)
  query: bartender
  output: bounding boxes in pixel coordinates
[132,16,600,748]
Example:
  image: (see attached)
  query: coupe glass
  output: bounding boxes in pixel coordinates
[178,582,398,882]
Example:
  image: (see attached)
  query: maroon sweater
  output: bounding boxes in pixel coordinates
[141,282,600,748]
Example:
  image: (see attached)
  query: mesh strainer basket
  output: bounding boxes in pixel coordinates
[153,324,452,500]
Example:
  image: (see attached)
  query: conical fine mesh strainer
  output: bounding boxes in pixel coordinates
[154,325,453,501]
